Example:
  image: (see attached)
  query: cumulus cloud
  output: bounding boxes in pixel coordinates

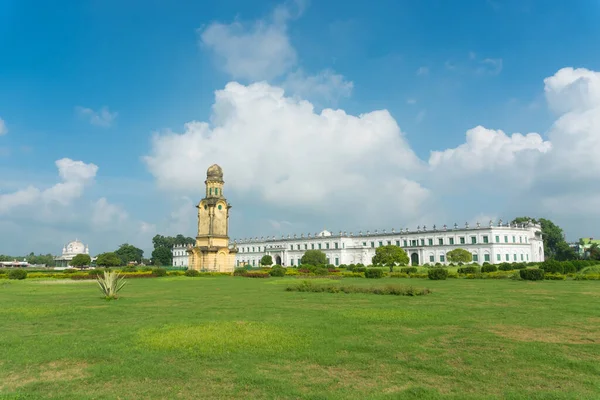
[198,1,303,81]
[543,67,600,115]
[144,81,430,226]
[0,158,98,214]
[429,126,551,177]
[91,197,129,229]
[199,1,352,106]
[0,117,7,135]
[76,106,118,127]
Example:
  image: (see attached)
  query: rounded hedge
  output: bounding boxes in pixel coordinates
[428,268,448,280]
[269,266,286,277]
[8,269,27,280]
[365,268,384,279]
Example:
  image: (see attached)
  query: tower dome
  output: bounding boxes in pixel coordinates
[64,239,86,255]
[206,164,223,181]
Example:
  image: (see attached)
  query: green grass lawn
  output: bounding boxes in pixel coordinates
[1,277,599,399]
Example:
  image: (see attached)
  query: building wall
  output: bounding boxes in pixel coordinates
[233,225,544,267]
[172,245,189,267]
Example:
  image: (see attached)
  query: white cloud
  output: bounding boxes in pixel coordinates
[416,110,426,123]
[144,81,430,226]
[429,126,551,175]
[0,158,98,214]
[199,1,351,105]
[198,1,301,81]
[543,67,600,115]
[406,98,417,105]
[76,106,118,127]
[0,117,7,135]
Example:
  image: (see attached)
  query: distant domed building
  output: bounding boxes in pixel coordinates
[54,239,92,268]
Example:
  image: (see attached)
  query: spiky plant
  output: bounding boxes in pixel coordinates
[96,270,127,300]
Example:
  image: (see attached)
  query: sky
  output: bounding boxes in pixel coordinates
[1,0,600,257]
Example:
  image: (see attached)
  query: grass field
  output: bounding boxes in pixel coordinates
[1,277,599,399]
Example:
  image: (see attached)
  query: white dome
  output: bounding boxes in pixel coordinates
[318,230,332,237]
[64,240,86,255]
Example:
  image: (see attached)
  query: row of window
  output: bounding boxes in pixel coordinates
[208,187,221,196]
[238,235,530,253]
[173,251,187,257]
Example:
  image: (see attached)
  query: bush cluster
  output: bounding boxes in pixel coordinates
[269,266,286,277]
[8,269,27,280]
[428,268,448,280]
[365,268,384,279]
[519,268,545,281]
[152,268,168,277]
[400,267,418,274]
[285,280,431,296]
[481,264,497,273]
[241,272,270,278]
[184,269,200,277]
[457,266,479,274]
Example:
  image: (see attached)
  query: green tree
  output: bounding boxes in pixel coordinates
[446,248,473,264]
[300,250,327,266]
[115,243,144,264]
[96,252,122,267]
[69,254,91,267]
[151,247,172,266]
[260,255,273,266]
[372,245,409,270]
[511,216,570,260]
[589,243,600,260]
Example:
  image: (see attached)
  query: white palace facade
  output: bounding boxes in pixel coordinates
[231,220,545,267]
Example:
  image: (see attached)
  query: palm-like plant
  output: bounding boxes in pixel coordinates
[96,270,127,300]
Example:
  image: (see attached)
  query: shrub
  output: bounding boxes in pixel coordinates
[481,264,497,273]
[545,273,566,280]
[355,266,367,273]
[520,268,545,281]
[185,269,200,277]
[498,263,513,271]
[541,260,564,274]
[242,272,270,278]
[428,268,448,280]
[561,262,576,274]
[152,268,168,277]
[388,272,409,278]
[269,266,286,277]
[121,265,137,273]
[285,280,431,296]
[365,268,384,279]
[96,270,126,300]
[313,267,329,276]
[400,267,418,274]
[8,269,27,280]
[341,272,364,278]
[457,266,479,274]
[580,265,600,275]
[233,268,248,276]
[88,269,105,276]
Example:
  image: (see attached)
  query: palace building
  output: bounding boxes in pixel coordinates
[54,239,93,268]
[232,221,544,267]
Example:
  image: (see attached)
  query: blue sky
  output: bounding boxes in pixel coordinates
[1,0,600,256]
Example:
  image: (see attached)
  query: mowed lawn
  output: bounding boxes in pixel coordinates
[1,277,599,399]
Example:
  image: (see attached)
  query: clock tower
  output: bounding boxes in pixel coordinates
[187,164,237,272]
